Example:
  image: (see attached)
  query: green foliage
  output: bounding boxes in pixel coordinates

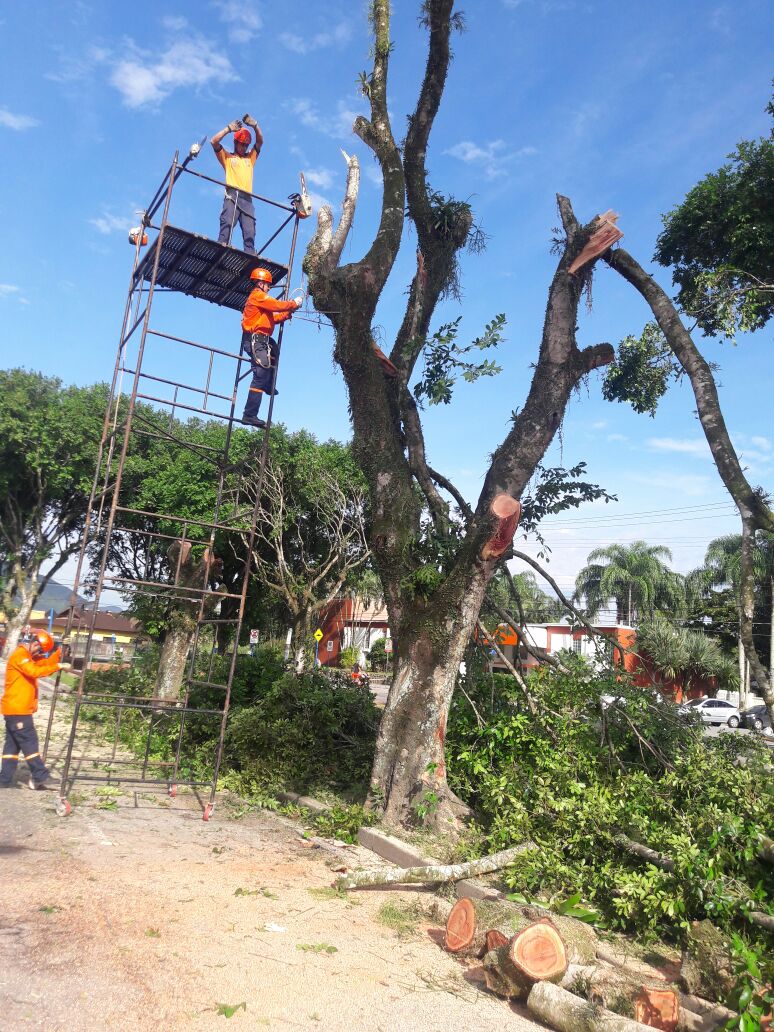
[215,1002,247,1018]
[575,540,686,625]
[225,668,379,792]
[447,664,774,947]
[412,315,505,407]
[367,636,389,671]
[637,619,739,692]
[724,934,774,1031]
[519,463,616,556]
[338,645,361,670]
[655,96,774,339]
[602,323,683,416]
[312,804,377,844]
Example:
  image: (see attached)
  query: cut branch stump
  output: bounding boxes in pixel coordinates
[480,494,521,560]
[568,210,624,275]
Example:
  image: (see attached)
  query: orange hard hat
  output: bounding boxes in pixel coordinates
[233,128,251,144]
[31,630,55,652]
[250,267,272,285]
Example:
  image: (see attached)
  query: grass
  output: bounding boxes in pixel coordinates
[376,900,423,937]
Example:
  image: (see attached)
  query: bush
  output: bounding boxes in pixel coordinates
[338,645,360,670]
[367,637,389,671]
[225,668,379,792]
[447,662,774,948]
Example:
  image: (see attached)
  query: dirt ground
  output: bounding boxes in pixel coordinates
[0,685,544,1032]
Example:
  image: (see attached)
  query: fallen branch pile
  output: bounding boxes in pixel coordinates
[441,897,741,1032]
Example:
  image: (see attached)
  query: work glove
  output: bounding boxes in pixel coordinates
[227,119,243,133]
[59,662,73,671]
[294,297,303,308]
[243,113,258,128]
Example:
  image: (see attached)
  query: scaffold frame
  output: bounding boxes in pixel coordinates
[42,146,303,819]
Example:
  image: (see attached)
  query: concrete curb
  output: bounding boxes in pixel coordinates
[273,793,507,901]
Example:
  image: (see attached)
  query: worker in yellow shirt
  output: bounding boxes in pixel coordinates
[211,114,263,253]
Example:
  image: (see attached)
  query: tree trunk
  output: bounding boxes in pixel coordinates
[291,612,312,674]
[154,620,194,701]
[1,558,42,659]
[482,921,568,1000]
[368,577,487,828]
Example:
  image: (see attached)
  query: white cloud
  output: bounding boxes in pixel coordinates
[364,163,383,187]
[647,437,710,458]
[162,15,188,31]
[0,107,39,131]
[443,138,536,180]
[0,283,29,304]
[606,433,628,443]
[110,37,236,108]
[280,21,352,55]
[750,436,771,452]
[214,0,262,43]
[89,212,134,235]
[591,420,608,430]
[46,46,110,85]
[304,168,336,190]
[287,98,363,140]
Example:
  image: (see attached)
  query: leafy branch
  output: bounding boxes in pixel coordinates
[412,314,505,407]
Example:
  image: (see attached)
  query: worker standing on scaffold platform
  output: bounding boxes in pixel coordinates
[211,114,263,253]
[240,268,302,428]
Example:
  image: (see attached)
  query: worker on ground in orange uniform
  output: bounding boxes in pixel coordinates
[211,114,263,253]
[1,631,71,789]
[240,267,302,428]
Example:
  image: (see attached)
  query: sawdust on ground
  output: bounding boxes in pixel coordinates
[0,688,544,1032]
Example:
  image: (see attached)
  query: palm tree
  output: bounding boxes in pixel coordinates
[575,541,686,626]
[690,533,773,707]
[637,619,739,698]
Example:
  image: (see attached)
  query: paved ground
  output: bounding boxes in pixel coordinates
[0,686,543,1032]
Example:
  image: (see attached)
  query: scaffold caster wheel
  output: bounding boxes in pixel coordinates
[55,798,72,817]
[168,784,177,798]
[202,803,214,822]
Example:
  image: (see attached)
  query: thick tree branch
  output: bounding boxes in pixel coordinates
[604,247,774,534]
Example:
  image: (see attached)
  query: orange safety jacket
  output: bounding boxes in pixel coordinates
[2,644,62,716]
[241,288,297,336]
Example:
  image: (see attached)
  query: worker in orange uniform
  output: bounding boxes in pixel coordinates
[240,267,302,428]
[211,113,263,253]
[1,630,71,789]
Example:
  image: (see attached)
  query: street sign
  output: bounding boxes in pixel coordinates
[313,628,323,642]
[249,629,260,645]
[384,638,393,653]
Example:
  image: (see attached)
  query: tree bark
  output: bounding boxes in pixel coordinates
[335,842,535,890]
[527,981,656,1031]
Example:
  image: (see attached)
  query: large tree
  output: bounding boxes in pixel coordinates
[574,541,686,626]
[303,1,616,828]
[0,370,106,657]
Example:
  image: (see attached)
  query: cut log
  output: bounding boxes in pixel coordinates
[480,494,521,560]
[335,842,536,890]
[482,920,568,1000]
[444,898,534,957]
[614,833,675,872]
[568,210,624,275]
[528,981,655,1032]
[634,988,679,1031]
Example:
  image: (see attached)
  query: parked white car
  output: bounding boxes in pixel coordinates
[679,697,740,728]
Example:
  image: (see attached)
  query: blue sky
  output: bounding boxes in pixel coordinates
[1,0,772,607]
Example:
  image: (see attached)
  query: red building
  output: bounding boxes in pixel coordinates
[317,596,390,667]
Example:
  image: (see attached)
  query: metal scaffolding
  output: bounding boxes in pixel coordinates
[43,145,303,819]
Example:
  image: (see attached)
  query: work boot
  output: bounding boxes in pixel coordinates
[242,416,266,429]
[28,774,56,791]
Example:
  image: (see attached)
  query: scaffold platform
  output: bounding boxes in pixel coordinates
[134,225,288,312]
